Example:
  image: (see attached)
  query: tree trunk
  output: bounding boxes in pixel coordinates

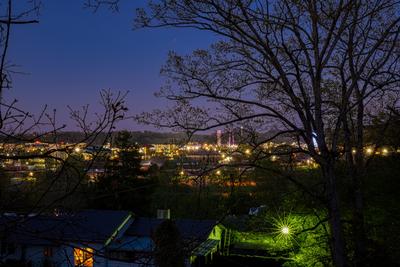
[343,108,367,266]
[323,163,348,267]
[352,176,366,266]
[353,99,367,266]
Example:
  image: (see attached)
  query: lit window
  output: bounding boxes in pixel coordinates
[43,247,53,257]
[74,247,93,267]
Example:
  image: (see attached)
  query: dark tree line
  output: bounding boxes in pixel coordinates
[132,1,400,267]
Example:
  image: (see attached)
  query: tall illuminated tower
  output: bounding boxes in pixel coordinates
[216,130,222,146]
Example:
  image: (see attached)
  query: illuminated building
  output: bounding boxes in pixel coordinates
[216,130,222,146]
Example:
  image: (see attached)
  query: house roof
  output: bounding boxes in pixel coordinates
[126,217,216,242]
[107,217,218,253]
[0,210,133,246]
[192,239,220,256]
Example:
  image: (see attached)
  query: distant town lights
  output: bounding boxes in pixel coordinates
[224,156,233,163]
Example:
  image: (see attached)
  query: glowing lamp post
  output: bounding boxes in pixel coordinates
[281,226,290,235]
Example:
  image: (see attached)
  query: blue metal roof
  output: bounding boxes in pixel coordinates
[126,217,216,241]
[0,210,132,245]
[108,236,153,252]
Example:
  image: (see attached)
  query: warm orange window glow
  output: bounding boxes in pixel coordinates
[43,247,53,257]
[74,247,93,267]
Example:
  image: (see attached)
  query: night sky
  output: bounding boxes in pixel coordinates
[7,0,215,130]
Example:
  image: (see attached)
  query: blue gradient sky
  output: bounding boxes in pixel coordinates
[7,1,215,130]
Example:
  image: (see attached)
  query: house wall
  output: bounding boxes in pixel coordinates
[0,244,66,267]
[107,259,154,267]
[0,243,141,267]
[25,246,51,267]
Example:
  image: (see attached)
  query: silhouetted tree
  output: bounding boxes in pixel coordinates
[153,220,185,267]
[135,1,400,266]
[0,1,130,264]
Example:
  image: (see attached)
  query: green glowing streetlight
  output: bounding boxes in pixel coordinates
[271,214,299,245]
[281,226,290,235]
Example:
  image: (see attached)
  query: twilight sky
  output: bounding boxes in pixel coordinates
[7,0,215,130]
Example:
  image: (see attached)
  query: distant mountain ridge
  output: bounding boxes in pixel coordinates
[0,131,215,145]
[0,129,298,145]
